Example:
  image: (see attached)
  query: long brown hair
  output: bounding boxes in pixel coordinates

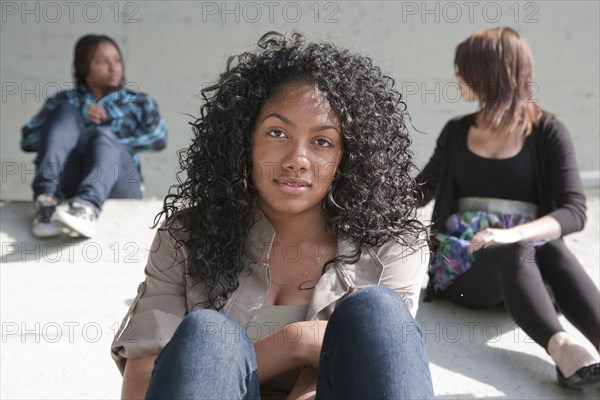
[455,27,542,136]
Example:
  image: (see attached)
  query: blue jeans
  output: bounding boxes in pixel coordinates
[146,286,434,400]
[32,103,141,210]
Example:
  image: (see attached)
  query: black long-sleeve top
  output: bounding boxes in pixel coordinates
[416,113,587,238]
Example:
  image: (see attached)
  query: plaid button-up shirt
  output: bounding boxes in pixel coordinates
[21,84,167,168]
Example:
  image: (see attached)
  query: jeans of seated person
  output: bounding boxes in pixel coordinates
[145,286,434,400]
[32,102,141,211]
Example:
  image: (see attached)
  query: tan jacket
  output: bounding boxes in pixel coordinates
[111,207,429,374]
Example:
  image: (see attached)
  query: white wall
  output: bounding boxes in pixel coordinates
[1,0,598,200]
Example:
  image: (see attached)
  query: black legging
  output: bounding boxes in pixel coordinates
[443,239,600,349]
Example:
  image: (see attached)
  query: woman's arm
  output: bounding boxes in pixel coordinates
[468,215,561,254]
[414,121,453,207]
[253,321,327,384]
[121,355,158,400]
[543,116,587,234]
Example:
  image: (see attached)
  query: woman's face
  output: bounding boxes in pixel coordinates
[251,82,343,218]
[456,73,478,102]
[86,41,124,92]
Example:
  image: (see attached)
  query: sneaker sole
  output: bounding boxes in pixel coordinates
[31,224,63,238]
[51,211,96,238]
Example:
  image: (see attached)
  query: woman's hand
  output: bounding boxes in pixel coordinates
[468,215,562,255]
[87,104,108,124]
[468,227,521,255]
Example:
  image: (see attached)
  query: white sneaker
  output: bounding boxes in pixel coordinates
[32,194,63,238]
[51,201,98,238]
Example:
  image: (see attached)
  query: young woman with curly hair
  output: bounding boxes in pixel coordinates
[111,32,433,399]
[417,27,600,389]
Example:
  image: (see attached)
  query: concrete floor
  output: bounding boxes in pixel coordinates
[1,197,599,399]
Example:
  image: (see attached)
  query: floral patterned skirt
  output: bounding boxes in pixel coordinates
[429,210,545,291]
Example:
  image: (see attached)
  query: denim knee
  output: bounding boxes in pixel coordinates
[149,310,259,400]
[179,309,228,327]
[319,287,433,399]
[338,286,408,314]
[331,286,414,333]
[37,103,85,152]
[50,102,81,119]
[174,310,252,350]
[89,127,120,147]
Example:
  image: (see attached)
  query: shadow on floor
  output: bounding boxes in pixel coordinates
[1,202,90,264]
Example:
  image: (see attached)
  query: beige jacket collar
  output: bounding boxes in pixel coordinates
[222,206,384,326]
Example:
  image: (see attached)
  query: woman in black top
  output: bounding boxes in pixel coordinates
[417,27,600,389]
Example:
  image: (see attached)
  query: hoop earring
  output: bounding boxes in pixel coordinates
[324,184,343,210]
[243,167,249,190]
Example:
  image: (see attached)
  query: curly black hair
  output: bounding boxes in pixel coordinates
[156,31,424,310]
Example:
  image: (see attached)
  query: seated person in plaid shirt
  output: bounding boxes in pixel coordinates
[21,34,167,238]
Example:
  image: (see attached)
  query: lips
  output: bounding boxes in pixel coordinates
[274,177,310,194]
[276,177,310,186]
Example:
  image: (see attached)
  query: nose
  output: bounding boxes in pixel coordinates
[108,60,121,73]
[281,141,311,173]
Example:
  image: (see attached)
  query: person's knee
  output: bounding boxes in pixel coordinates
[479,240,532,265]
[340,286,404,310]
[178,309,227,336]
[536,239,567,259]
[333,286,412,328]
[176,310,251,349]
[90,127,120,146]
[51,102,80,118]
[46,102,84,129]
[329,286,422,351]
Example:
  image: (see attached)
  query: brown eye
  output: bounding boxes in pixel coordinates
[267,129,286,138]
[314,138,333,148]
